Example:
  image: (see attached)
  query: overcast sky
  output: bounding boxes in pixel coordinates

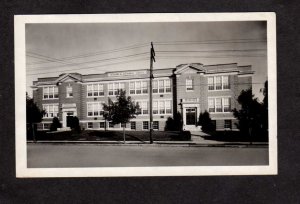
[26,21,267,100]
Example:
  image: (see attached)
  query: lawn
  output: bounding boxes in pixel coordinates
[201,131,268,142]
[28,130,191,142]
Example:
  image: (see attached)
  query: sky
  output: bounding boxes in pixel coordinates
[26,21,267,100]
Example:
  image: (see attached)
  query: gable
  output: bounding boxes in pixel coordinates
[55,74,82,83]
[174,65,204,75]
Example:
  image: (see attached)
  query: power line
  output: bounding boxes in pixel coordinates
[153,39,267,45]
[156,49,266,53]
[27,43,149,66]
[156,55,266,58]
[26,52,149,71]
[26,57,149,76]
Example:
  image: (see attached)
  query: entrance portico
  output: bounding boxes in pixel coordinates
[61,103,77,128]
[181,98,201,131]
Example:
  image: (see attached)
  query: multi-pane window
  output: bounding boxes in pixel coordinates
[43,86,58,99]
[87,84,104,97]
[43,123,51,130]
[208,98,215,113]
[66,86,73,98]
[224,120,232,129]
[159,101,165,114]
[87,102,104,117]
[223,98,231,112]
[121,123,126,128]
[223,76,230,89]
[109,122,114,128]
[153,100,172,115]
[108,83,125,96]
[207,76,230,91]
[153,101,158,114]
[159,80,164,93]
[142,81,148,94]
[99,122,105,128]
[153,81,158,93]
[135,82,141,94]
[87,122,93,129]
[131,121,136,130]
[208,77,214,90]
[136,101,148,115]
[208,97,231,113]
[186,79,193,91]
[165,100,172,114]
[215,98,222,112]
[215,76,222,90]
[43,104,59,118]
[153,121,159,130]
[153,79,171,93]
[143,121,149,130]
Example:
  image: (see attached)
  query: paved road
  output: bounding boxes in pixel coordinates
[27,144,268,168]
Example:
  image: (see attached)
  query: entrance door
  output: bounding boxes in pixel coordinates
[186,108,196,125]
[66,112,74,128]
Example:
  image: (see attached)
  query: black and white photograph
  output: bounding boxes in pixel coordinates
[15,13,277,177]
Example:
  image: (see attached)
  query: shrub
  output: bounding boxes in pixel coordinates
[70,116,81,133]
[50,117,62,131]
[165,112,183,131]
[198,111,215,133]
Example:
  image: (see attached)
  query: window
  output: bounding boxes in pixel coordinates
[87,102,103,117]
[109,122,114,128]
[152,81,158,93]
[121,123,126,128]
[153,121,159,130]
[108,83,124,96]
[136,101,148,115]
[87,84,104,97]
[159,101,165,114]
[143,121,149,130]
[215,98,222,112]
[153,100,172,115]
[43,123,50,130]
[208,98,215,112]
[66,86,73,97]
[43,86,58,99]
[186,79,193,91]
[100,122,105,128]
[136,102,142,115]
[215,76,222,90]
[165,80,171,93]
[43,104,59,118]
[142,81,148,94]
[224,120,232,129]
[208,77,214,90]
[223,76,230,89]
[141,101,148,114]
[131,121,136,130]
[208,76,230,91]
[158,80,164,93]
[223,98,231,112]
[129,82,135,94]
[208,97,231,113]
[108,83,114,95]
[153,101,158,114]
[135,82,141,94]
[87,122,93,129]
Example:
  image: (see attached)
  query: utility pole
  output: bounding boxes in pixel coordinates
[149,42,155,144]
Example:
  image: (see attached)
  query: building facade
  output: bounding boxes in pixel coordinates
[32,63,253,131]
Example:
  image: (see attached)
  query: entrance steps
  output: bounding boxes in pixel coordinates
[183,125,201,131]
[57,127,71,131]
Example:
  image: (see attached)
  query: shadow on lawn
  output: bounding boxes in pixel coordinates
[200,131,268,142]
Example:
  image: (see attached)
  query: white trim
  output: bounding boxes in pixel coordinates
[204,71,238,76]
[237,74,254,77]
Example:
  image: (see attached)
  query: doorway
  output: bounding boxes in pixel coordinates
[186,108,197,125]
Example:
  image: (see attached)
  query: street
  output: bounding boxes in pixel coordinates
[27,144,268,168]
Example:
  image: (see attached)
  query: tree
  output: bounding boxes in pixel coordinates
[102,90,139,143]
[233,88,264,143]
[26,93,45,142]
[50,117,62,131]
[165,112,183,131]
[198,111,215,133]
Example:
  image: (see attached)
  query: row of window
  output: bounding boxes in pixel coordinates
[208,97,231,113]
[185,76,230,91]
[136,100,172,115]
[42,76,230,100]
[87,121,159,130]
[43,104,59,118]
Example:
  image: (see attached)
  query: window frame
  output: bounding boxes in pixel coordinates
[87,102,104,117]
[143,121,149,130]
[43,104,59,118]
[87,83,105,97]
[186,78,194,91]
[43,86,59,100]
